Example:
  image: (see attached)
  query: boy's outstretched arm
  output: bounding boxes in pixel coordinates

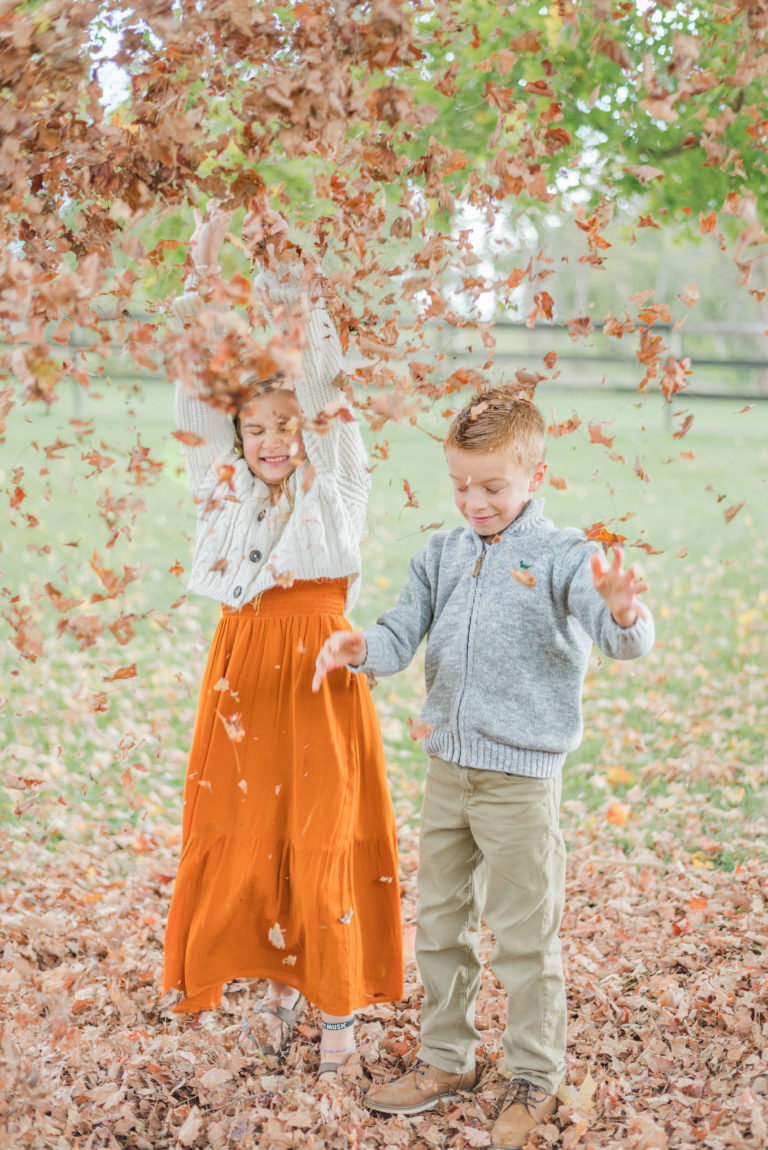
[313,631,368,692]
[590,546,648,628]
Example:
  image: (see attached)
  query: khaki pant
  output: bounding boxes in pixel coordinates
[415,756,566,1095]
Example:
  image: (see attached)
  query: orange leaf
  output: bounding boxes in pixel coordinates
[585,522,626,547]
[633,456,650,482]
[547,413,581,437]
[403,479,419,508]
[172,430,207,447]
[510,567,537,587]
[103,663,137,682]
[605,800,629,827]
[588,422,614,448]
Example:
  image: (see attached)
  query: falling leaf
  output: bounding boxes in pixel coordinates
[678,282,700,308]
[172,430,207,446]
[510,567,537,586]
[588,422,614,448]
[585,522,627,547]
[633,457,650,482]
[624,164,665,185]
[219,712,245,742]
[338,908,354,924]
[268,922,286,949]
[266,564,297,588]
[673,414,694,439]
[402,479,419,508]
[103,664,137,682]
[548,413,582,437]
[724,502,744,523]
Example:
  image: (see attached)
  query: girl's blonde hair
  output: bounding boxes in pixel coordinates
[444,385,546,473]
[232,372,289,457]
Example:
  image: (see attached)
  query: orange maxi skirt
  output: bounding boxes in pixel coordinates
[163,578,404,1015]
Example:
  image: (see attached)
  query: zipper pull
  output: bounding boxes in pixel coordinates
[472,553,484,577]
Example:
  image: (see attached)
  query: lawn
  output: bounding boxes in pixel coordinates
[1,378,766,864]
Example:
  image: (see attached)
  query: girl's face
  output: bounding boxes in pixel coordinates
[238,389,304,486]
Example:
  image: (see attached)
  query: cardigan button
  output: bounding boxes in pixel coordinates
[233,586,242,598]
[249,549,262,563]
[257,509,267,521]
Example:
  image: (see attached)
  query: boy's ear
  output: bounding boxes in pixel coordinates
[528,460,548,492]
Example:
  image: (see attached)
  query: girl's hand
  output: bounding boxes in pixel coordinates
[244,204,289,262]
[590,546,648,628]
[312,631,367,692]
[190,201,233,271]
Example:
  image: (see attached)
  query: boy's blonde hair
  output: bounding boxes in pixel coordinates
[444,386,546,473]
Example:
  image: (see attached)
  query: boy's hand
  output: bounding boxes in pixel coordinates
[312,631,367,692]
[590,546,648,628]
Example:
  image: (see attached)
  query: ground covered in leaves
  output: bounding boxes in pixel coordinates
[2,812,766,1150]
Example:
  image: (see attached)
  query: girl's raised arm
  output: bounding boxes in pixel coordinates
[249,210,369,526]
[169,205,237,497]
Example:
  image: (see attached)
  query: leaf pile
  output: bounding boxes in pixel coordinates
[1,815,766,1149]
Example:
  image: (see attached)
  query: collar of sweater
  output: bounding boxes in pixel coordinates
[472,497,546,545]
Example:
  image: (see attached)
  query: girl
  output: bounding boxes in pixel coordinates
[163,202,403,1077]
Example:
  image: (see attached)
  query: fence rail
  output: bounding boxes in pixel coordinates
[5,315,768,404]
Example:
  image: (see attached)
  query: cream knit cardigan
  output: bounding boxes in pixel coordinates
[170,265,369,611]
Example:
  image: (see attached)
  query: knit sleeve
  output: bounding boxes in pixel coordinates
[255,263,370,539]
[355,544,436,676]
[169,291,237,498]
[557,538,656,661]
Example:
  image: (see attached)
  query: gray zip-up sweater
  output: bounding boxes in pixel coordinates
[356,499,655,778]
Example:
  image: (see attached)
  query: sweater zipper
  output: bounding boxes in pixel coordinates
[456,543,485,758]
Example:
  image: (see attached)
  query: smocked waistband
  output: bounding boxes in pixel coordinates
[221,577,348,618]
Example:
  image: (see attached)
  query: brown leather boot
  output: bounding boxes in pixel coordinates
[364,1059,477,1115]
[489,1078,557,1148]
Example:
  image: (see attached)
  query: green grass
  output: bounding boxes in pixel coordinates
[1,379,766,863]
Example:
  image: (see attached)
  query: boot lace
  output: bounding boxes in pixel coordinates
[500,1077,548,1113]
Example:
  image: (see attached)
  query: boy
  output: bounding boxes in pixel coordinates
[313,388,654,1148]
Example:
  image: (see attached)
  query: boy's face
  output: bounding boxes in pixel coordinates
[445,445,547,538]
[239,389,304,486]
